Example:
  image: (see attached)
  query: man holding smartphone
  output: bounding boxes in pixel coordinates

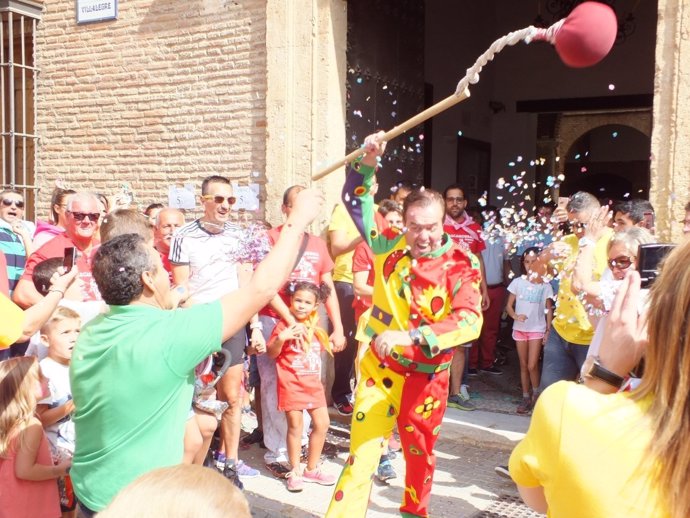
[13,192,102,308]
[533,192,613,391]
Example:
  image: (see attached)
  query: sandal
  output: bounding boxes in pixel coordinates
[266,462,292,479]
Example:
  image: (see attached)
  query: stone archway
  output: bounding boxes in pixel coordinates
[560,122,651,200]
[556,110,653,176]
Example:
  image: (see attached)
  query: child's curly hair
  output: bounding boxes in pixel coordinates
[286,281,331,303]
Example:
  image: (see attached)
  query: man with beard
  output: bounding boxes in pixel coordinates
[442,185,490,410]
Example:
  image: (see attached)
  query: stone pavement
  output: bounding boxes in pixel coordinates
[239,343,545,517]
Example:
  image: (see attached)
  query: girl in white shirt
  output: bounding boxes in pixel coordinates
[506,247,553,414]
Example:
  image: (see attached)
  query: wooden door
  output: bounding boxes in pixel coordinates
[346,0,426,199]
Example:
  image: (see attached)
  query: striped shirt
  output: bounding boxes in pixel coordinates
[169,219,246,304]
[0,220,33,294]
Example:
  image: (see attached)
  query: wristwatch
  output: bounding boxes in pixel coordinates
[581,355,625,389]
[409,328,422,346]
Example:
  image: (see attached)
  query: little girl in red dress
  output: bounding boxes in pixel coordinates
[267,281,337,492]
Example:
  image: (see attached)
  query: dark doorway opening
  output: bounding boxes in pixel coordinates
[560,124,650,201]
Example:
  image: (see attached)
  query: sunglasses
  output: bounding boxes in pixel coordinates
[68,211,101,222]
[608,255,634,270]
[202,195,237,205]
[1,198,24,208]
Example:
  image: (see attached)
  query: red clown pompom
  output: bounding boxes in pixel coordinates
[553,2,617,68]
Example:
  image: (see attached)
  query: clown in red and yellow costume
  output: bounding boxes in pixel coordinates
[326,134,483,518]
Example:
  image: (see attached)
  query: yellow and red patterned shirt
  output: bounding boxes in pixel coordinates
[343,161,483,375]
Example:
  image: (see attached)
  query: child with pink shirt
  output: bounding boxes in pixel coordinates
[0,356,71,518]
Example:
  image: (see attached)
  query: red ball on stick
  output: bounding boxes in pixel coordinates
[553,2,618,68]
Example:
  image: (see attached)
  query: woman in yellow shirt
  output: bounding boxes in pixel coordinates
[510,238,689,518]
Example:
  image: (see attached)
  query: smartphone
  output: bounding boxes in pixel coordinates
[642,211,655,230]
[557,197,570,210]
[637,243,675,288]
[63,247,77,271]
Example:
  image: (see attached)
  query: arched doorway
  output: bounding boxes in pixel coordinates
[560,124,651,201]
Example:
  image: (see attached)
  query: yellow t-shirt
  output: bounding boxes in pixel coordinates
[552,230,612,344]
[509,382,665,518]
[328,203,373,284]
[0,293,23,350]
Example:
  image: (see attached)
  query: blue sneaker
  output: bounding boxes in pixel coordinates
[232,459,260,479]
[376,459,397,482]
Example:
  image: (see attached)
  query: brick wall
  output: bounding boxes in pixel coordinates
[35,0,267,220]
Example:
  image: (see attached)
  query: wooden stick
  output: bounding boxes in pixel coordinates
[312,87,471,181]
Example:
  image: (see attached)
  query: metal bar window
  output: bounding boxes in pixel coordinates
[0,0,42,220]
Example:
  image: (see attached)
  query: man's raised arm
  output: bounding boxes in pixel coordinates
[342,132,401,255]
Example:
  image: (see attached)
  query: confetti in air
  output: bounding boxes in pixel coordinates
[238,222,272,265]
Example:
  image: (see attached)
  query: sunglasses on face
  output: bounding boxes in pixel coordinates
[608,255,634,270]
[202,195,237,205]
[68,211,100,222]
[1,198,24,208]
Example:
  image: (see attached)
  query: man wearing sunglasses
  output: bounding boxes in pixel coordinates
[13,192,101,309]
[533,191,613,392]
[0,190,35,297]
[170,175,259,485]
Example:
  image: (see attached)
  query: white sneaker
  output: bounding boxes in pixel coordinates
[460,384,471,401]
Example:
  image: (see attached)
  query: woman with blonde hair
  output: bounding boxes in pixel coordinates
[571,212,655,372]
[571,207,655,310]
[97,464,250,518]
[0,356,70,518]
[33,187,76,249]
[509,238,690,517]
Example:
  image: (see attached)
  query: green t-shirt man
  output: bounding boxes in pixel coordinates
[70,302,222,511]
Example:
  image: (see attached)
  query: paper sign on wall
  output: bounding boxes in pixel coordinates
[232,183,260,211]
[168,184,196,210]
[76,0,118,24]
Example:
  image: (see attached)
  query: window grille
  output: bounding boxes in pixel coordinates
[0,0,41,220]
